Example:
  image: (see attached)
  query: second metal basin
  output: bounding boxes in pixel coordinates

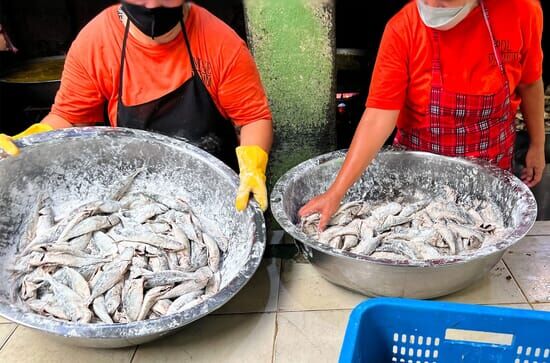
[271,150,537,299]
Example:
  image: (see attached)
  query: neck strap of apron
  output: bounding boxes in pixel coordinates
[430,0,507,87]
[118,15,200,103]
[479,0,505,75]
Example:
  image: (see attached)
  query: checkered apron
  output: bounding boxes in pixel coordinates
[395,0,515,170]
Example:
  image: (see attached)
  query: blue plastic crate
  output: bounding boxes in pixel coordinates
[340,298,550,363]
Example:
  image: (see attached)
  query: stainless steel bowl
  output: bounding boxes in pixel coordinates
[271,150,537,299]
[0,127,266,348]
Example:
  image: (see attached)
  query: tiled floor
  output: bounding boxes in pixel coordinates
[278,261,364,312]
[213,259,281,315]
[134,313,276,363]
[437,260,527,305]
[274,310,351,363]
[503,236,550,303]
[0,222,548,363]
[0,326,135,363]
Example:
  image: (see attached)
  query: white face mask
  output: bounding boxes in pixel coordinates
[417,0,478,31]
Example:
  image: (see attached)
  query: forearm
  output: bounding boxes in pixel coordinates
[329,108,399,198]
[518,78,545,148]
[41,113,74,129]
[239,119,273,153]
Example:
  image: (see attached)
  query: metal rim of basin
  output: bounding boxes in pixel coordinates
[270,149,538,268]
[0,127,266,341]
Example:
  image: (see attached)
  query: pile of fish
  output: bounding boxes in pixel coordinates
[301,187,509,261]
[9,169,227,324]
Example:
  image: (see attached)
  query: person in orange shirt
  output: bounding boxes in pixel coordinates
[0,0,273,212]
[301,0,545,229]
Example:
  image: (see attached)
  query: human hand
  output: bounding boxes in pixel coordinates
[298,189,344,231]
[521,144,546,187]
[0,123,54,156]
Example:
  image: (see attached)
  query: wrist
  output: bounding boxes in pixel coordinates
[327,185,346,200]
[528,141,545,150]
[236,145,268,174]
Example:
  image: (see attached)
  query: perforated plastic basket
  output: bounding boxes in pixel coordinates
[340,298,550,363]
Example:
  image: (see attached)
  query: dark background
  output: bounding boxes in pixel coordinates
[0,0,548,136]
[0,0,246,71]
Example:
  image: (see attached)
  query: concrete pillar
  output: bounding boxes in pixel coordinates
[244,0,337,188]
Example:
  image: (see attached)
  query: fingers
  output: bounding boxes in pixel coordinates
[235,184,251,212]
[523,146,546,187]
[12,123,54,140]
[522,164,545,188]
[521,167,534,183]
[318,209,331,232]
[298,198,320,218]
[529,165,545,187]
[236,175,268,212]
[298,196,335,232]
[252,180,268,212]
[0,134,20,156]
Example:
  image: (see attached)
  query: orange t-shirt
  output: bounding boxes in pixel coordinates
[51,4,272,127]
[366,0,543,130]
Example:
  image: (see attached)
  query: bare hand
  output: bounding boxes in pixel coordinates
[0,24,17,52]
[298,190,343,231]
[0,33,7,51]
[521,144,546,187]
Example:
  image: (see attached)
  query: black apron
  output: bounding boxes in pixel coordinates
[116,17,239,170]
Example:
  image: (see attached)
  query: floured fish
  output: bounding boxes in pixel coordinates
[301,185,510,262]
[9,170,228,324]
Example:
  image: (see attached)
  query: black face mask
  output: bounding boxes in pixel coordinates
[121,1,183,39]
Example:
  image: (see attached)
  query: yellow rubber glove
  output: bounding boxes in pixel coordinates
[0,123,54,156]
[235,145,269,212]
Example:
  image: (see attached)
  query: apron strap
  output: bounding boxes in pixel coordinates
[117,10,201,106]
[180,18,200,77]
[479,0,506,77]
[118,19,132,104]
[479,0,512,118]
[430,0,508,88]
[430,30,443,88]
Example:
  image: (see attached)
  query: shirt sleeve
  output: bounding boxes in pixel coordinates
[365,20,409,110]
[216,45,272,127]
[519,0,543,85]
[50,30,105,124]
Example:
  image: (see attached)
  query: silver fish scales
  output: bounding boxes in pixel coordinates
[301,185,509,262]
[10,169,228,324]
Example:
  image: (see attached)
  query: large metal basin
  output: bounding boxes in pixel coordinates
[0,127,266,348]
[271,150,537,299]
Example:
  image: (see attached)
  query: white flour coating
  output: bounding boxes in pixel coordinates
[6,155,253,291]
[301,187,513,263]
[0,128,265,344]
[370,252,407,261]
[272,149,537,268]
[339,159,531,263]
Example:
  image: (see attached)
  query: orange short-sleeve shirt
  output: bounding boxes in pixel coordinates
[366,0,543,130]
[51,4,272,127]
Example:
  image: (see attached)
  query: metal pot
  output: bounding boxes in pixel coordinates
[0,55,64,133]
[0,55,64,105]
[271,150,537,299]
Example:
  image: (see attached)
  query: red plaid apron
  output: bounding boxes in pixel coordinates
[395,0,515,170]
